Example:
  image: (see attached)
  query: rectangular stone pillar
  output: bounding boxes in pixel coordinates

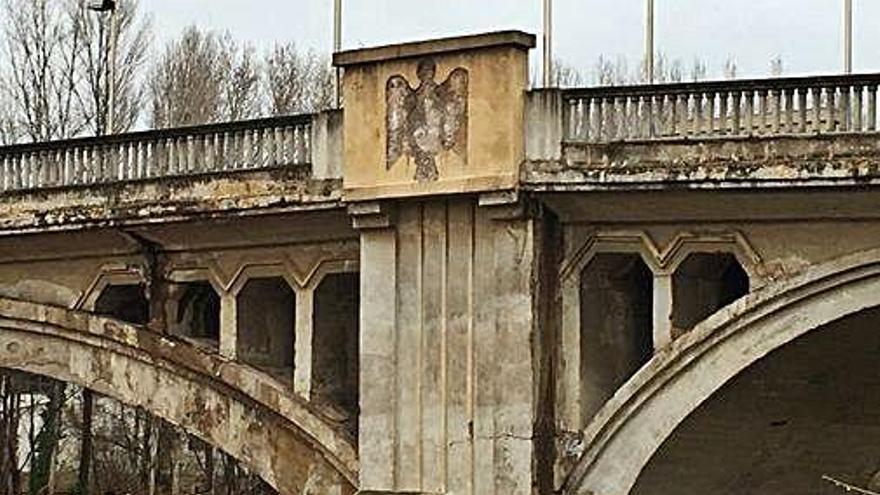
[354,197,543,495]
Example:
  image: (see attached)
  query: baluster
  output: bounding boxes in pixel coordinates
[23,153,32,189]
[770,89,781,134]
[813,87,823,133]
[135,141,144,178]
[783,88,795,133]
[11,156,20,189]
[205,133,214,171]
[592,97,603,142]
[669,94,679,136]
[164,138,175,175]
[579,98,590,142]
[242,130,253,169]
[704,91,715,135]
[827,87,838,133]
[125,142,134,180]
[797,88,808,133]
[94,145,105,182]
[297,126,307,164]
[729,91,741,135]
[117,143,126,180]
[261,128,271,166]
[219,132,229,170]
[620,96,631,140]
[76,147,85,184]
[254,129,263,167]
[646,94,656,138]
[0,156,7,191]
[51,149,60,186]
[840,86,851,132]
[79,147,89,184]
[61,149,70,185]
[185,136,194,172]
[562,98,573,141]
[608,96,619,140]
[151,140,162,177]
[271,127,281,165]
[742,90,753,135]
[172,137,181,174]
[853,85,863,132]
[278,126,290,164]
[757,90,770,136]
[868,85,878,132]
[717,91,728,134]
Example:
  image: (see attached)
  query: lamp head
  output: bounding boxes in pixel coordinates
[86,0,116,12]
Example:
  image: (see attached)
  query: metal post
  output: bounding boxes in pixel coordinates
[844,0,853,74]
[543,0,553,87]
[107,1,119,135]
[646,0,655,83]
[334,0,343,108]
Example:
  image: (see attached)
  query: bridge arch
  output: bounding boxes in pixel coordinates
[0,297,357,495]
[564,248,880,495]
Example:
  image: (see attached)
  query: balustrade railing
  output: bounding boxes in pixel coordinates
[0,114,313,192]
[562,73,880,143]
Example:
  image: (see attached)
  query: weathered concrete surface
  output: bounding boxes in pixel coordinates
[0,166,342,235]
[632,305,880,495]
[525,133,880,190]
[355,197,545,494]
[0,297,357,495]
[562,248,880,495]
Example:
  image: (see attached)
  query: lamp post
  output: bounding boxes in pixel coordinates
[334,0,342,108]
[645,0,654,83]
[543,0,553,87]
[87,0,118,135]
[844,0,853,74]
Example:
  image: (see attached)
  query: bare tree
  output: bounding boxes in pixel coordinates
[1,0,84,141]
[223,42,261,121]
[149,26,262,128]
[264,42,333,115]
[71,0,152,135]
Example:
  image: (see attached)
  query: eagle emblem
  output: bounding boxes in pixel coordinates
[386,58,469,182]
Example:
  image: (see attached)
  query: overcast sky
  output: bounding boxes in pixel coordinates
[147,0,880,82]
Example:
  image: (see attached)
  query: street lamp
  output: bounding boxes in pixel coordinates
[645,0,654,83]
[843,0,852,73]
[543,0,553,87]
[87,0,118,135]
[333,0,342,108]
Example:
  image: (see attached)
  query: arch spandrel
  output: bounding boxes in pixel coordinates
[564,248,880,495]
[0,297,357,495]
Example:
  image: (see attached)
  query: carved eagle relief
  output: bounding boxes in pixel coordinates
[386,58,469,182]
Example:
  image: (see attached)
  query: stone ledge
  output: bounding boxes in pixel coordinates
[333,30,536,67]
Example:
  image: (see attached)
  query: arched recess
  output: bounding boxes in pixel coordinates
[564,248,880,495]
[0,297,357,495]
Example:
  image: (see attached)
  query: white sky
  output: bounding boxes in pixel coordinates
[145,0,880,81]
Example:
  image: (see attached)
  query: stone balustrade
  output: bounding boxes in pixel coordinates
[562,73,880,143]
[0,114,318,192]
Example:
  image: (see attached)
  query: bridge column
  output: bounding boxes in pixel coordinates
[352,195,548,495]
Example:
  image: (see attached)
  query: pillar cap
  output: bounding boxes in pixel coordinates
[333,30,536,67]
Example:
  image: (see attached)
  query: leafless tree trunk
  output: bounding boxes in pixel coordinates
[0,0,151,143]
[149,26,262,128]
[78,388,94,494]
[1,0,84,142]
[264,42,334,115]
[70,0,152,135]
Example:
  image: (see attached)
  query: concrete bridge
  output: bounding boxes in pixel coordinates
[2,30,880,494]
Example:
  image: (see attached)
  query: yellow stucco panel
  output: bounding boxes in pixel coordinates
[335,31,535,200]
